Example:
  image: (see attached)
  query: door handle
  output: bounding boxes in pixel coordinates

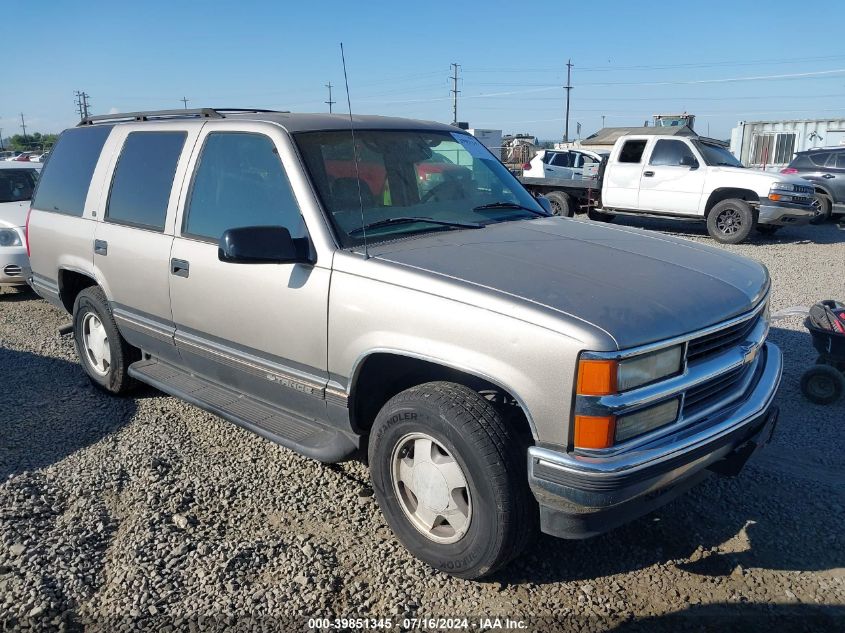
[171,258,190,278]
[643,171,655,177]
[94,239,108,256]
[822,173,835,179]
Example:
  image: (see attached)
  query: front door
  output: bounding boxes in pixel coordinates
[168,124,330,420]
[638,139,706,215]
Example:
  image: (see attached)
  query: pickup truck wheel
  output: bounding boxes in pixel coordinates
[546,191,573,217]
[811,193,832,224]
[707,199,754,244]
[72,286,138,395]
[588,209,615,222]
[368,381,537,579]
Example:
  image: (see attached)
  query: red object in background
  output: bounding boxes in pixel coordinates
[14,154,30,162]
[25,208,32,257]
[780,167,798,174]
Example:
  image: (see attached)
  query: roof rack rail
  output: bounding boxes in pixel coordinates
[78,107,290,126]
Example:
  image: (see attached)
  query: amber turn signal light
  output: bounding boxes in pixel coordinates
[574,415,616,450]
[576,359,617,396]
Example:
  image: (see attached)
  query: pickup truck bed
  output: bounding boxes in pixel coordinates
[518,175,602,216]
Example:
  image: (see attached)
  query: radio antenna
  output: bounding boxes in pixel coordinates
[340,42,368,259]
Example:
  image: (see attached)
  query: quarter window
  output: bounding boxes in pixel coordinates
[183,133,306,242]
[106,131,186,231]
[834,153,845,169]
[618,140,647,164]
[31,126,112,216]
[649,140,697,166]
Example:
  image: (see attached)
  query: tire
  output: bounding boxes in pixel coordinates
[368,381,537,579]
[588,208,615,222]
[811,193,832,225]
[800,365,845,405]
[706,199,755,244]
[546,191,573,217]
[72,286,139,395]
[756,225,781,236]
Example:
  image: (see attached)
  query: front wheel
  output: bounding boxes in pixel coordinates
[73,286,139,394]
[368,382,537,579]
[811,193,832,225]
[707,199,755,244]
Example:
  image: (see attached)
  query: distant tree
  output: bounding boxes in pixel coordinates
[8,132,58,152]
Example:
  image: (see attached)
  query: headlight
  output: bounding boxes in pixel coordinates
[0,228,22,247]
[615,398,680,443]
[770,182,798,193]
[577,344,684,396]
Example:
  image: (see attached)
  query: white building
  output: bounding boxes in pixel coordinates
[730,117,845,171]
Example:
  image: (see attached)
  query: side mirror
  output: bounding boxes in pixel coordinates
[536,196,553,215]
[680,155,699,169]
[218,226,311,264]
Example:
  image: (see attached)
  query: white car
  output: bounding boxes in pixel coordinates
[0,162,41,288]
[522,148,607,180]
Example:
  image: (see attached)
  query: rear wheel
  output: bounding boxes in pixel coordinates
[546,191,573,217]
[800,365,845,404]
[707,199,755,244]
[811,193,832,224]
[73,286,139,394]
[368,381,537,579]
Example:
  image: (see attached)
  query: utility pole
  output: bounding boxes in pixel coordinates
[325,82,336,113]
[563,59,573,142]
[0,129,4,151]
[601,114,606,128]
[181,96,189,110]
[75,92,91,119]
[20,113,28,143]
[74,91,84,120]
[450,63,461,125]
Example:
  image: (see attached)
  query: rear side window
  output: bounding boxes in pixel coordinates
[31,126,112,215]
[183,132,306,242]
[835,154,845,169]
[649,139,697,166]
[810,152,831,167]
[0,168,39,203]
[551,153,574,167]
[618,140,647,163]
[106,131,187,231]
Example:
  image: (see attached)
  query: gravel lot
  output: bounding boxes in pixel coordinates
[1,219,843,632]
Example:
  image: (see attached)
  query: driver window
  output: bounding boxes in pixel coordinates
[183,132,307,242]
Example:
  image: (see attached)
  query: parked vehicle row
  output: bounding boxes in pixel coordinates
[520,133,819,244]
[782,146,845,224]
[25,108,782,579]
[0,162,41,287]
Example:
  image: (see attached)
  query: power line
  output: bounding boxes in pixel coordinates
[325,82,336,113]
[450,63,460,125]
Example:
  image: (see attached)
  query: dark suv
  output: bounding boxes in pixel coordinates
[783,148,845,223]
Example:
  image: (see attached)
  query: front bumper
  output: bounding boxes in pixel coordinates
[757,200,817,226]
[528,342,782,539]
[0,247,29,286]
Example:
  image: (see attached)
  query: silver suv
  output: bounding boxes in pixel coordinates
[27,108,782,579]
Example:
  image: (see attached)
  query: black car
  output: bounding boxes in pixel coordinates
[783,148,845,224]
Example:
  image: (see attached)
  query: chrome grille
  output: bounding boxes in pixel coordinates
[683,365,747,417]
[686,314,761,363]
[3,265,22,277]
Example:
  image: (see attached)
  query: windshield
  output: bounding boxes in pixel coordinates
[0,168,39,203]
[295,129,545,247]
[694,141,743,168]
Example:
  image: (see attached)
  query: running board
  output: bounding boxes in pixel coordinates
[129,358,358,462]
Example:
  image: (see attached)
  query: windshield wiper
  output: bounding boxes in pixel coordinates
[472,201,548,216]
[349,216,483,236]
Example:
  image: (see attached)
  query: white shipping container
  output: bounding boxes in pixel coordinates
[730,118,845,171]
[468,128,503,160]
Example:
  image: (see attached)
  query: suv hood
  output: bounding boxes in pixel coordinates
[712,165,807,186]
[369,218,769,349]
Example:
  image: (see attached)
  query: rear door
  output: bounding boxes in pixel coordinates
[638,139,706,215]
[823,152,845,203]
[92,123,200,363]
[602,138,648,210]
[544,152,576,179]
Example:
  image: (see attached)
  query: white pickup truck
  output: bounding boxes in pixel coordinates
[521,134,818,243]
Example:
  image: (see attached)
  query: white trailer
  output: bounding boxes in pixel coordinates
[731,118,845,171]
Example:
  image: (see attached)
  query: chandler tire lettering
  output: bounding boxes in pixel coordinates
[368,381,537,579]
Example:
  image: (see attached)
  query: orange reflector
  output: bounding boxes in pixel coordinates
[577,359,617,395]
[768,193,782,201]
[575,415,616,449]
